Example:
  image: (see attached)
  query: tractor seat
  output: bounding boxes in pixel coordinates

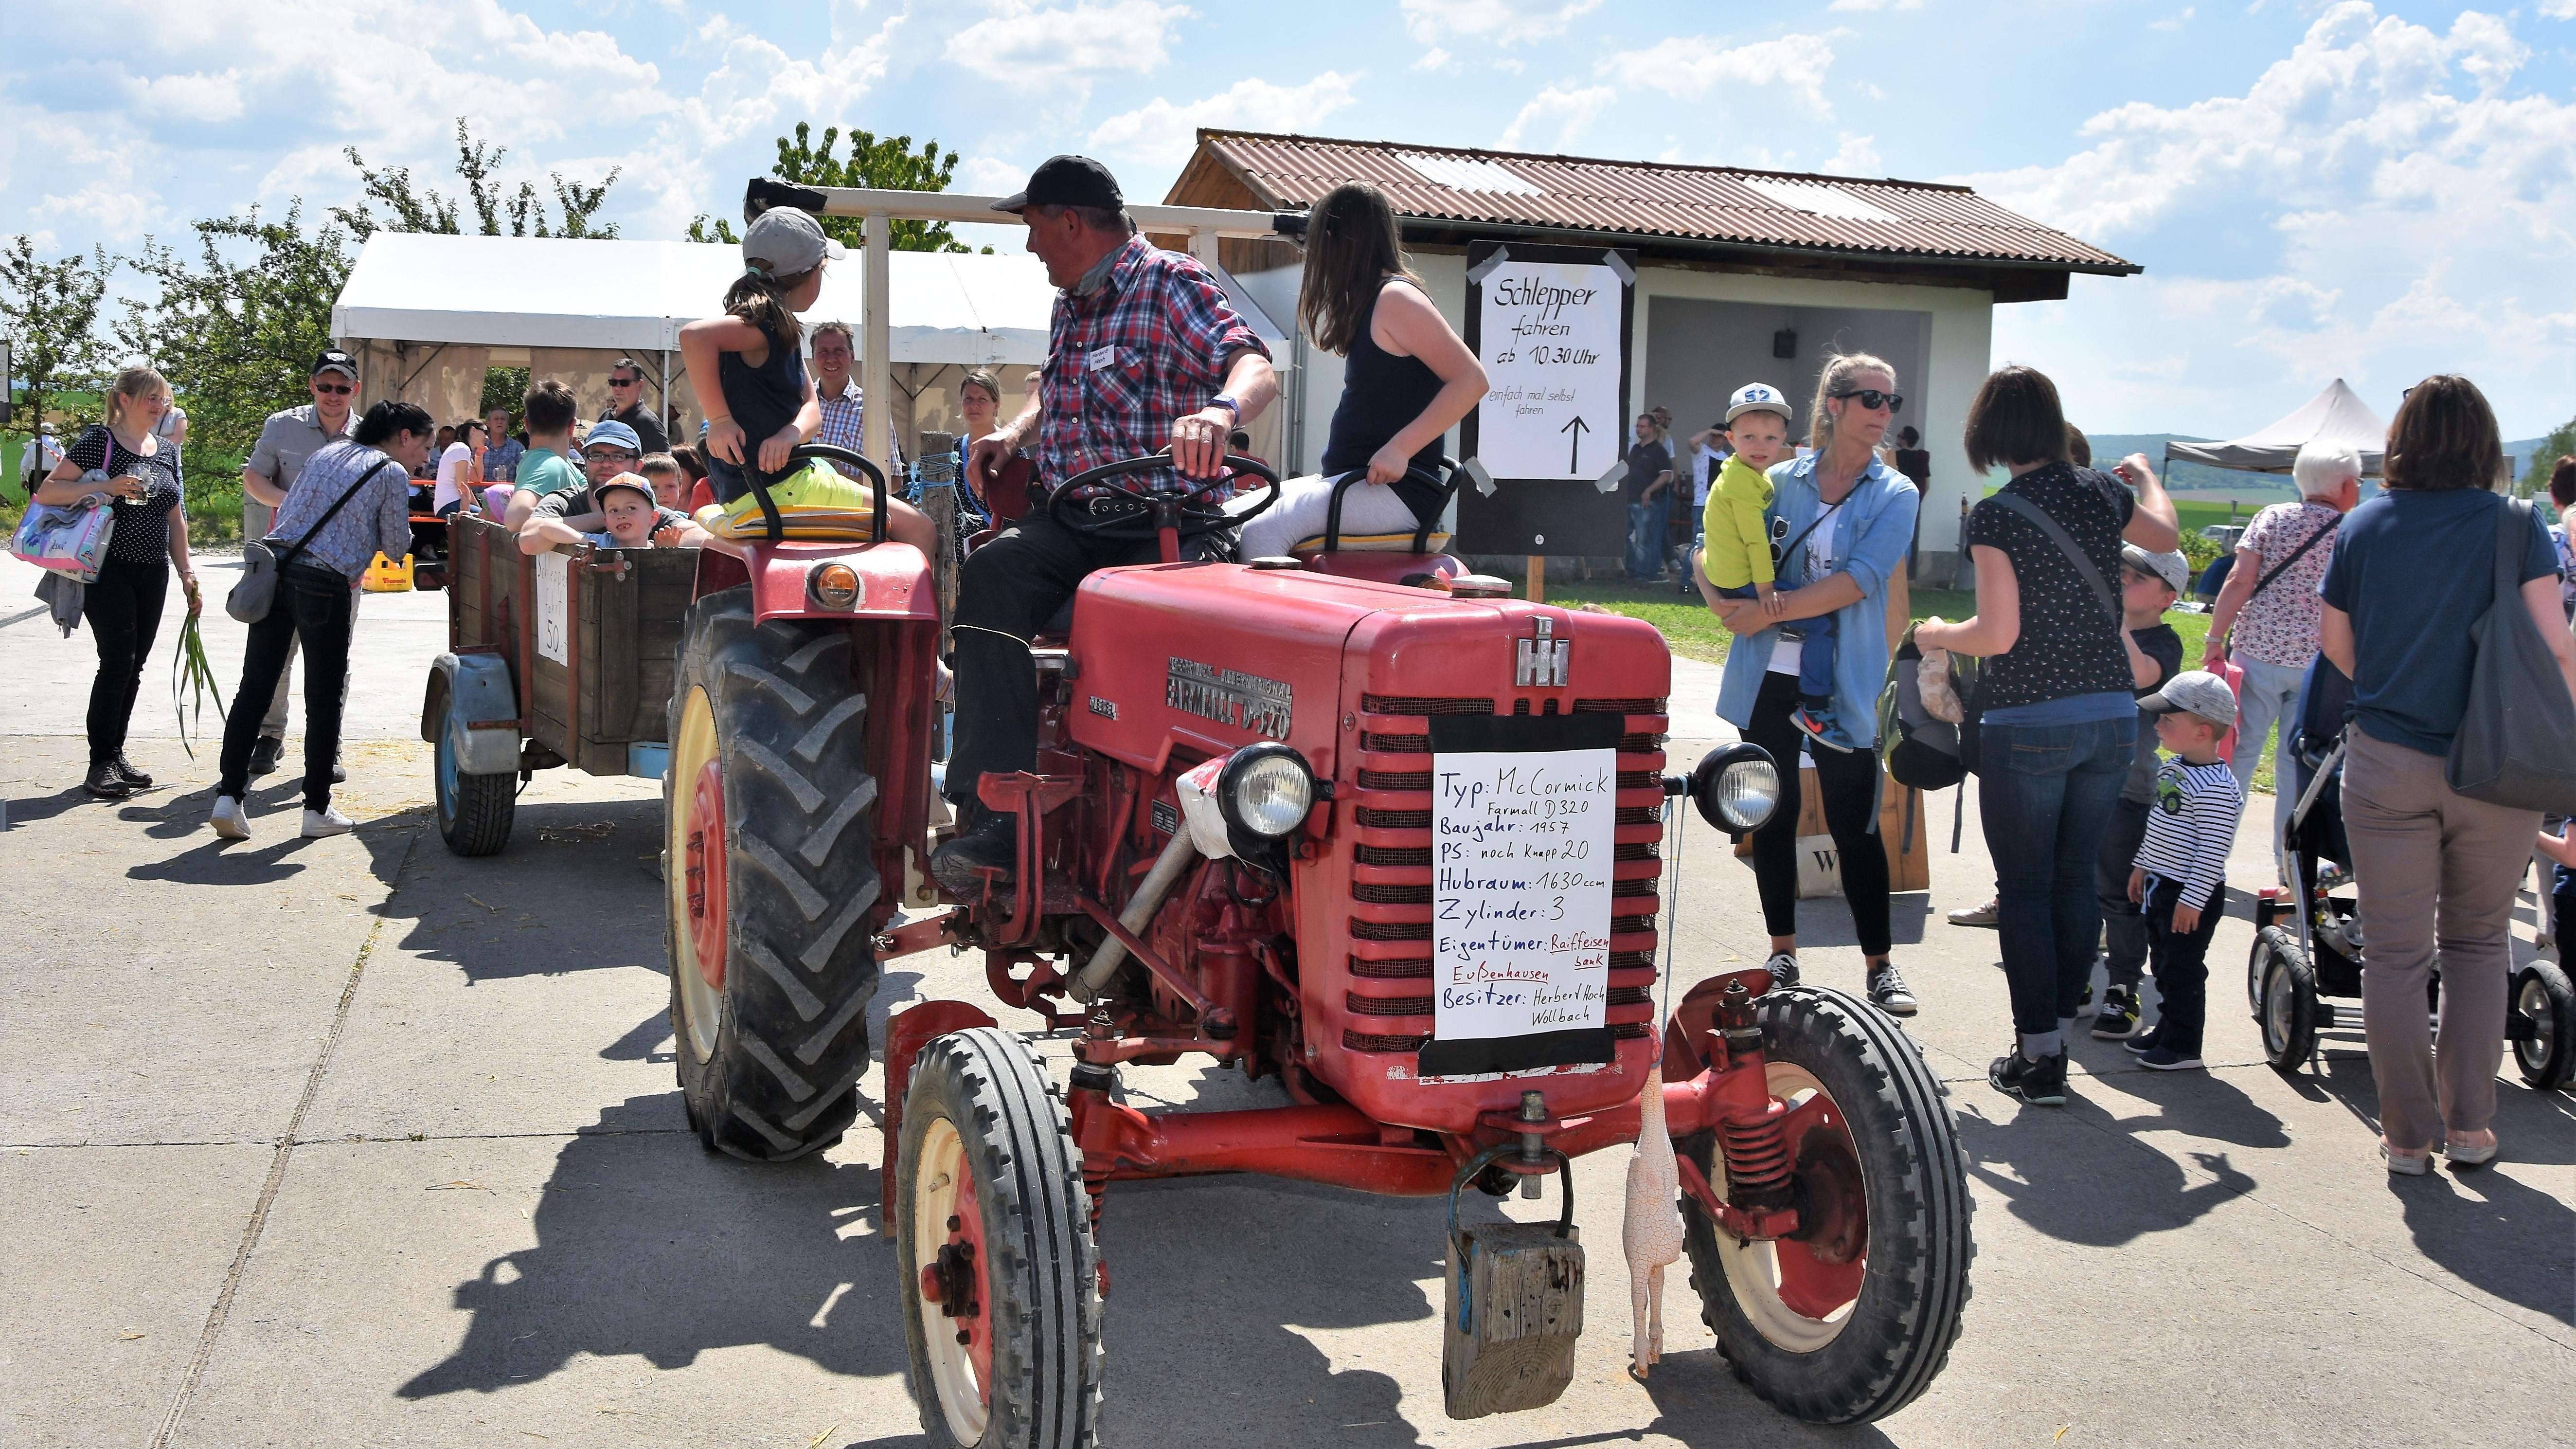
[1294,545,1467,590]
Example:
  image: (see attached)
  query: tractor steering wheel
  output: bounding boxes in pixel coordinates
[1045,446,1281,543]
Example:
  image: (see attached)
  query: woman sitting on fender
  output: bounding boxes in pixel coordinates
[1229,181,1486,559]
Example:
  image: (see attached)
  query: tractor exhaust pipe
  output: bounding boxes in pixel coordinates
[1070,828,1199,1002]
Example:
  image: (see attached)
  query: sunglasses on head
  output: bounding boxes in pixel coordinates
[1830,388,1902,412]
[312,380,354,395]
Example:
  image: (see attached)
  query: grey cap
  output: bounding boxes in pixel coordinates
[2121,543,2191,595]
[742,206,845,279]
[2139,669,2238,729]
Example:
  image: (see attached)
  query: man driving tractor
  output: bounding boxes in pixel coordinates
[934,154,1279,891]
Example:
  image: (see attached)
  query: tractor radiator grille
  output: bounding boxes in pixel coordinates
[1341,693,1669,1053]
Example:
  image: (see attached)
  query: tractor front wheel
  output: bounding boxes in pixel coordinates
[897,1028,1102,1449]
[665,587,883,1160]
[1680,987,1972,1425]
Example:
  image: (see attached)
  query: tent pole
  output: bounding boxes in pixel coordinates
[864,210,892,466]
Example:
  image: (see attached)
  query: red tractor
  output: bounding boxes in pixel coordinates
[664,440,1971,1446]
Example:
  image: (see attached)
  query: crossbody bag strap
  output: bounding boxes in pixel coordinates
[2244,512,2339,603]
[1771,495,1848,580]
[271,458,395,574]
[1992,490,2117,622]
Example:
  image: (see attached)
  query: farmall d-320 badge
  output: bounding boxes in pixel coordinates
[1165,657,1293,739]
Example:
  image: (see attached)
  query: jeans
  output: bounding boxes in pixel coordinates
[217,565,355,812]
[82,552,169,766]
[2093,794,2153,989]
[2142,873,2222,1054]
[2226,653,2308,872]
[1743,672,1893,956]
[1625,500,1667,580]
[1980,716,2136,1036]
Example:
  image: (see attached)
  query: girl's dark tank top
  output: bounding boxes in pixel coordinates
[706,320,808,503]
[1321,279,1447,525]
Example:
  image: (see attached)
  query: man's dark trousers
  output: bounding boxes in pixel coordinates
[948,509,1217,809]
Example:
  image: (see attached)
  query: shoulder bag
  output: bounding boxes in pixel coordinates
[227,458,396,624]
[1954,491,2121,777]
[2445,498,2576,812]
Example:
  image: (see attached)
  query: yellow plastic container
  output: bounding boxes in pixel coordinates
[362,551,415,592]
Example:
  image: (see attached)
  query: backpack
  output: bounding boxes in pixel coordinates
[1877,633,1973,792]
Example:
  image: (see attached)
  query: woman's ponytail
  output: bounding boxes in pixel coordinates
[724,263,809,347]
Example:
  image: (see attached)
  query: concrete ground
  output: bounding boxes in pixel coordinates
[2,548,2568,1449]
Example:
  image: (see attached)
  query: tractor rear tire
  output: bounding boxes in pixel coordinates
[665,587,883,1161]
[430,678,515,857]
[897,1027,1103,1449]
[1680,987,1972,1425]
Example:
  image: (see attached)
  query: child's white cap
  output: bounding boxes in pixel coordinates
[1726,384,1793,424]
[2139,670,2238,729]
[743,206,845,279]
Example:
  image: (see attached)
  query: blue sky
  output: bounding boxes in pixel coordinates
[6,0,2573,436]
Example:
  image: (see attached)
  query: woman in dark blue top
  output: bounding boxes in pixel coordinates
[2318,375,2576,1173]
[1231,182,1487,559]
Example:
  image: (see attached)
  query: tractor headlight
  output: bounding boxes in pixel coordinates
[1219,743,1314,839]
[1689,743,1779,835]
[807,562,862,610]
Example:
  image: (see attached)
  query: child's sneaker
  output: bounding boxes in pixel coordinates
[1989,1046,2069,1106]
[2137,1044,2203,1071]
[2076,979,2097,1018]
[2093,987,2140,1039]
[1790,704,1850,752]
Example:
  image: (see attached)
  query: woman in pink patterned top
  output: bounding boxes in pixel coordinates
[2202,439,2361,871]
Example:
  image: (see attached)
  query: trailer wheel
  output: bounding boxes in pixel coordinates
[431,684,515,857]
[665,587,882,1161]
[2256,937,2318,1075]
[897,1028,1102,1449]
[1680,987,1971,1425]
[2511,962,2575,1091]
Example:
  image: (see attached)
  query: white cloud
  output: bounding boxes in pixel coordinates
[1498,83,1616,151]
[2148,7,2195,32]
[1398,0,1603,47]
[1973,2,2576,434]
[946,1,1191,96]
[1088,73,1360,166]
[1821,133,1882,175]
[1413,47,1457,72]
[1600,33,1842,116]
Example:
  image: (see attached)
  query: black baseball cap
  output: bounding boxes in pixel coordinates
[992,155,1123,215]
[311,348,358,380]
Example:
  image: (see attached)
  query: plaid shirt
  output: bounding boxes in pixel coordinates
[1036,235,1268,504]
[814,377,868,481]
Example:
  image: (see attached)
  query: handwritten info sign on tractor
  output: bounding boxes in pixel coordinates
[1422,713,1626,1078]
[1456,242,1637,557]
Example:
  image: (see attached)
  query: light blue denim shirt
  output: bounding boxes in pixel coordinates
[1714,452,1921,750]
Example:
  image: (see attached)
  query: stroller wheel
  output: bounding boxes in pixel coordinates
[2256,934,2318,1075]
[2510,962,2576,1091]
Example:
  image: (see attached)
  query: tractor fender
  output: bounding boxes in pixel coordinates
[713,537,937,626]
[424,652,521,776]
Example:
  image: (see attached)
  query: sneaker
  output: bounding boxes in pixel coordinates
[1866,962,1917,1015]
[931,809,1017,894]
[2123,1024,2164,1056]
[248,735,285,776]
[110,754,156,789]
[82,761,136,800]
[1989,1047,2069,1106]
[300,806,356,838]
[1763,951,1800,989]
[2136,1044,2204,1071]
[1789,705,1852,752]
[1947,898,2000,929]
[210,795,251,841]
[2076,978,2097,1018]
[2380,1140,2432,1176]
[2093,987,2140,1040]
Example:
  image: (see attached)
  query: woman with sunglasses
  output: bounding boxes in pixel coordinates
[1914,366,2180,1109]
[1700,353,1923,1016]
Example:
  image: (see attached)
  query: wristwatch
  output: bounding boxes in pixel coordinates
[1209,393,1242,422]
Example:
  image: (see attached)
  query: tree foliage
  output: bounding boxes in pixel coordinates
[338,118,622,240]
[2521,417,2576,496]
[688,123,977,253]
[0,237,113,431]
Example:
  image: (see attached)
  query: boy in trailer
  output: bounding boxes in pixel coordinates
[2125,670,2247,1070]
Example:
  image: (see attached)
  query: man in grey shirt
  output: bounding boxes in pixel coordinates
[242,349,362,777]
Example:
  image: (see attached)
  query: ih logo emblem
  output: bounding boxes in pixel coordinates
[1515,616,1569,688]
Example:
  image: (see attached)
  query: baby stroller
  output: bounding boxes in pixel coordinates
[2246,659,2575,1088]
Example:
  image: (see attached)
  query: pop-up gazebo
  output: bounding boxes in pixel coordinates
[2163,377,2387,477]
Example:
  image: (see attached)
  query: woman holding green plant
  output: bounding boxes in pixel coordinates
[35,365,197,800]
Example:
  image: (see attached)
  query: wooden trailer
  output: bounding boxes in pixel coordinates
[420,514,697,854]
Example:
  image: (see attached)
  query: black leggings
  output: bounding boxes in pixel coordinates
[1744,671,1893,955]
[82,552,169,766]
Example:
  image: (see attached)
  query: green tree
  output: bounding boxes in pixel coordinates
[118,202,358,458]
[338,118,622,240]
[689,123,978,253]
[481,366,531,422]
[2521,417,2576,495]
[0,237,113,433]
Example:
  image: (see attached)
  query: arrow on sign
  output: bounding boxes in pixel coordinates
[1561,414,1589,474]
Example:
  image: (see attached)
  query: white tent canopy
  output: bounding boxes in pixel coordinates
[2163,377,2387,476]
